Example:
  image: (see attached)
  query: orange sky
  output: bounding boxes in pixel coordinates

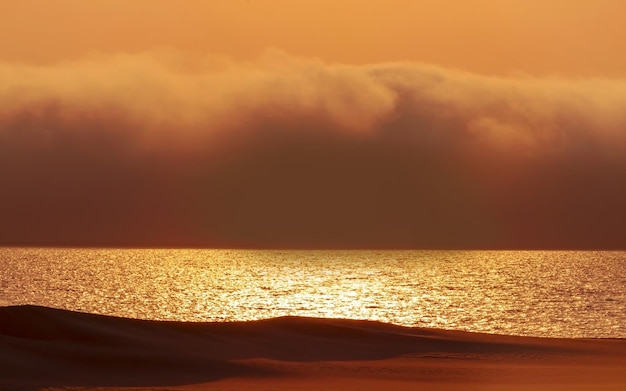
[1,0,626,76]
[2,1,626,249]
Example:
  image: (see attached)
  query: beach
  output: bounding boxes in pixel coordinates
[4,2,626,390]
[1,305,625,390]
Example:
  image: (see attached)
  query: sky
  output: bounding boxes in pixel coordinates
[1,0,626,249]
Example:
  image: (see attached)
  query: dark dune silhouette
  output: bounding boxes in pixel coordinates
[1,305,625,390]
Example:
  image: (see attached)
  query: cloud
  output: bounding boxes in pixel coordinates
[1,50,626,248]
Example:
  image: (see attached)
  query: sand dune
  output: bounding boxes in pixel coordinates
[1,305,625,390]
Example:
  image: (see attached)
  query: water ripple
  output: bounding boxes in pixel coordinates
[1,248,625,338]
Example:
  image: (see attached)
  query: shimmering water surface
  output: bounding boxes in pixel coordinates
[1,248,625,338]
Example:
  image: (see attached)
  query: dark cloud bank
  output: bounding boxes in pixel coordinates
[1,51,626,249]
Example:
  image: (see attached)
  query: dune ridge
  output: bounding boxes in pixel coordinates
[1,305,625,390]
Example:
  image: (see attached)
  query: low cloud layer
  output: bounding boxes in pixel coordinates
[2,50,626,248]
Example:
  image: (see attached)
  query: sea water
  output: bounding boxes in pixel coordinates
[1,248,625,338]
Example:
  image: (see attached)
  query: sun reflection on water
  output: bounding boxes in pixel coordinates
[1,248,625,338]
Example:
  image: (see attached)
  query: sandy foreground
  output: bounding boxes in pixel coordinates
[1,305,625,390]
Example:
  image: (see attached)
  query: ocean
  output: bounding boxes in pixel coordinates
[1,248,624,338]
